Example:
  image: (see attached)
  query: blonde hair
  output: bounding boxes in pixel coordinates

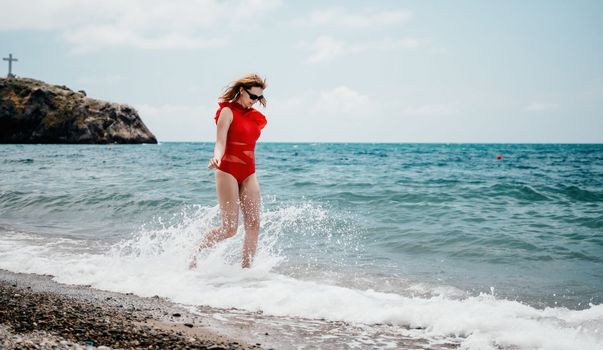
[219,73,267,108]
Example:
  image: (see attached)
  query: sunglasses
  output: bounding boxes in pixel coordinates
[244,88,264,101]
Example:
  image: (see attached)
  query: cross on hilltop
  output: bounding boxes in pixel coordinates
[3,53,18,78]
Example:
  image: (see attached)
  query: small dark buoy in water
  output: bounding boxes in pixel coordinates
[497,154,502,160]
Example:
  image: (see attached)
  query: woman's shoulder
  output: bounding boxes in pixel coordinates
[214,102,234,124]
[216,101,242,116]
[217,101,232,111]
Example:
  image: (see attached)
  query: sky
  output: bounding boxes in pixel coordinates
[1,0,602,143]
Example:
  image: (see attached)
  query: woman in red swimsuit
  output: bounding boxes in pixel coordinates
[190,73,267,269]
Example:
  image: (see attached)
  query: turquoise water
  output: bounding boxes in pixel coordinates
[1,143,602,310]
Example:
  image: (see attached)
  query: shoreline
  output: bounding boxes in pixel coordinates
[0,269,460,350]
[0,270,260,350]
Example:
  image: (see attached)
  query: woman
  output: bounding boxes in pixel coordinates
[190,73,268,269]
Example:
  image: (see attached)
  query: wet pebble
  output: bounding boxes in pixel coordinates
[0,282,257,350]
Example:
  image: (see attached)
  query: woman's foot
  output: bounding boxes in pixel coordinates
[187,253,198,270]
[188,239,207,270]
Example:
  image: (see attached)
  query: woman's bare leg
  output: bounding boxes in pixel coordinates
[239,174,261,268]
[189,170,239,268]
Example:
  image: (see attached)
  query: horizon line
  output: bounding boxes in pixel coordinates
[152,141,603,145]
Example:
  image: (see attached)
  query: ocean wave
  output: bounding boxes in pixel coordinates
[0,189,186,213]
[561,185,603,202]
[486,183,551,201]
[0,223,601,350]
[2,158,34,164]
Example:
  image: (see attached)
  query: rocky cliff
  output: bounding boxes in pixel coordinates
[0,77,157,144]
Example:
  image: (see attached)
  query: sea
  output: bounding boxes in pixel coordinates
[1,143,602,349]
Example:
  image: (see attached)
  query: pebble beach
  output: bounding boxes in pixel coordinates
[0,270,465,350]
[0,270,260,350]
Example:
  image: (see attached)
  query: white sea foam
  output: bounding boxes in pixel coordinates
[0,203,601,350]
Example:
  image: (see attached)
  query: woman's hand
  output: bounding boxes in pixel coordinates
[208,156,221,169]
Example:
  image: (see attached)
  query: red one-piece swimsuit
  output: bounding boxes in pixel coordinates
[214,101,267,184]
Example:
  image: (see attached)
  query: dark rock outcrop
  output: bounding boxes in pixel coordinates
[0,77,157,144]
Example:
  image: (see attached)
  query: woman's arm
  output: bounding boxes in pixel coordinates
[208,107,233,169]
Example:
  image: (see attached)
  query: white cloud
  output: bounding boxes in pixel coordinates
[296,36,346,63]
[297,36,422,63]
[293,7,412,28]
[0,0,281,52]
[311,86,372,117]
[136,103,215,141]
[269,95,306,113]
[63,27,228,54]
[268,86,373,125]
[525,102,559,112]
[263,88,376,141]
